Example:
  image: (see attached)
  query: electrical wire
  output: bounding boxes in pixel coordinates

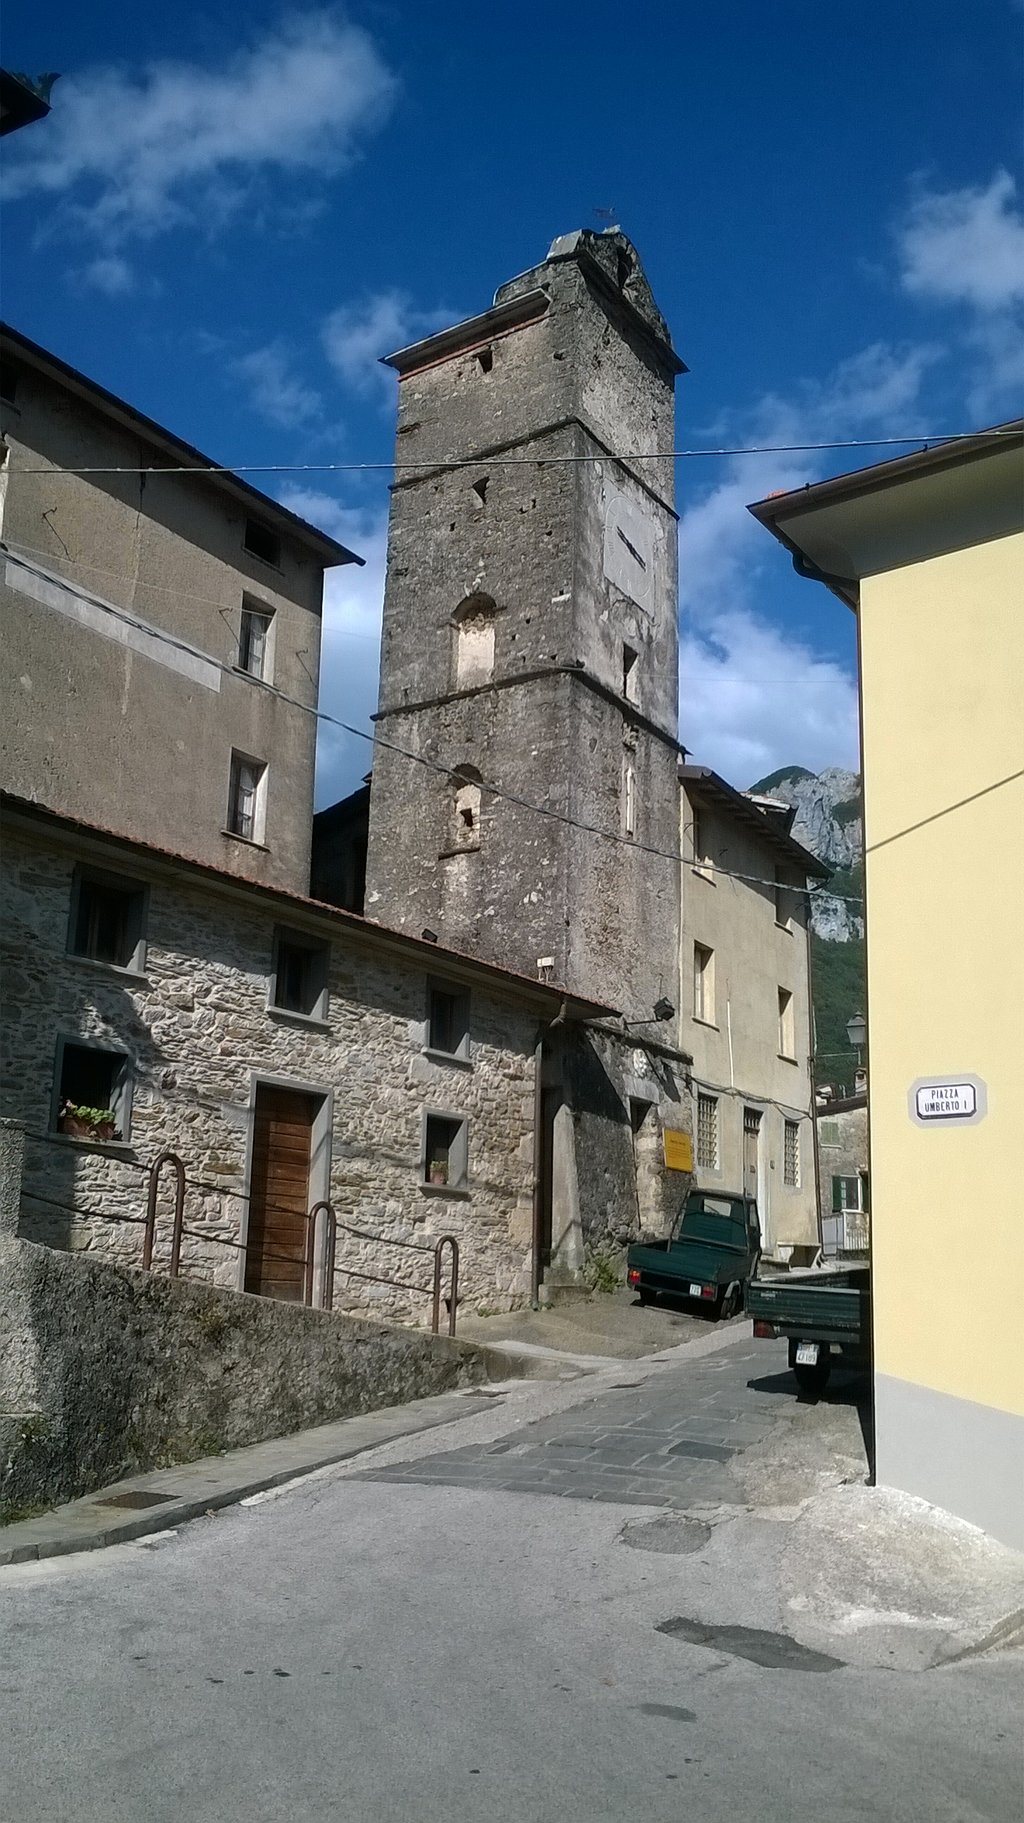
[3,544,865,903]
[7,429,1019,480]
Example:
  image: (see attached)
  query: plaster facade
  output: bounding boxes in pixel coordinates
[680,770,823,1260]
[816,1094,869,1254]
[0,327,358,895]
[752,425,1024,1547]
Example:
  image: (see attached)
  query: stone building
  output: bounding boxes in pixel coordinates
[816,1091,869,1255]
[317,229,824,1271]
[0,324,360,895]
[680,766,827,1261]
[1,795,606,1321]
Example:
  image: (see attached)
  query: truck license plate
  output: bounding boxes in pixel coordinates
[796,1342,820,1366]
[689,1282,703,1297]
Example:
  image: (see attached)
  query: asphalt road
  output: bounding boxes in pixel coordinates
[1,1335,1020,1823]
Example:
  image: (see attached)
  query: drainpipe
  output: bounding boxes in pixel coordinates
[531,998,568,1309]
[803,895,826,1256]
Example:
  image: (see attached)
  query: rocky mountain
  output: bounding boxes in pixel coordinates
[748,764,863,942]
[748,765,866,1086]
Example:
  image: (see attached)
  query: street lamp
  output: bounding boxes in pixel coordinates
[846,1011,867,1069]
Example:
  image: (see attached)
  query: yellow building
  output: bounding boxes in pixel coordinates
[750,423,1024,1548]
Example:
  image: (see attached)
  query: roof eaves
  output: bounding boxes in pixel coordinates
[679,763,830,880]
[0,324,362,570]
[1,793,617,1020]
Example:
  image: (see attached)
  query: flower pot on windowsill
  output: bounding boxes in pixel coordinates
[57,1104,120,1143]
[428,1162,449,1187]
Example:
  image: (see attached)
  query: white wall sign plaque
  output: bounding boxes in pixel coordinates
[908,1075,987,1127]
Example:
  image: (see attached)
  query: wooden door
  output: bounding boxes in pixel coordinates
[244,1086,318,1301]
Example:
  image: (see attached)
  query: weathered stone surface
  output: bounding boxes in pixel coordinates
[0,1226,516,1516]
[0,825,541,1321]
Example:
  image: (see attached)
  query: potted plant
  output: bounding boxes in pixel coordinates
[428,1155,449,1187]
[57,1101,121,1142]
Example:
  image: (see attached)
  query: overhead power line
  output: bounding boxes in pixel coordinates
[4,544,863,902]
[7,429,1018,480]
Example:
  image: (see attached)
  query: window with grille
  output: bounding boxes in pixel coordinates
[227,752,267,843]
[783,1120,800,1186]
[696,1092,719,1170]
[693,943,715,1024]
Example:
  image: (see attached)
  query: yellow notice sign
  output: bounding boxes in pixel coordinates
[662,1128,693,1172]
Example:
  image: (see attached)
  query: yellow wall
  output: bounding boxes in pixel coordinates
[860,529,1024,1416]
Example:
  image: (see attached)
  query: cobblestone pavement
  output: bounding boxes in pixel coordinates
[356,1335,788,1508]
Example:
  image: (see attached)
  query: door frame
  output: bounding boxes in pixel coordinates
[237,1072,334,1300]
[742,1102,768,1251]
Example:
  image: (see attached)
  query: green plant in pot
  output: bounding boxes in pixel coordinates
[428,1154,448,1186]
[58,1100,121,1142]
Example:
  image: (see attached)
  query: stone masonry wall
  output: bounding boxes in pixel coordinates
[0,1119,521,1515]
[1,825,542,1323]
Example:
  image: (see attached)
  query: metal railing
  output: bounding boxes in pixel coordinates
[431,1234,460,1337]
[24,1130,465,1335]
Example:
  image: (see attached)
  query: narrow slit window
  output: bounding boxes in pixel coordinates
[778,987,795,1058]
[622,643,638,702]
[693,943,715,1024]
[228,752,267,843]
[774,867,790,928]
[239,602,274,682]
[624,763,636,837]
[475,347,493,374]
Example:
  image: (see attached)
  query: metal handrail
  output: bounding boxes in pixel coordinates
[142,1151,186,1276]
[304,1201,338,1311]
[431,1234,460,1337]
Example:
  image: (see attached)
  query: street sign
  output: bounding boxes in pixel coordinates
[909,1075,987,1127]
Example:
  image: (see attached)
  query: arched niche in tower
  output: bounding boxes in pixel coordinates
[449,763,484,853]
[451,592,497,689]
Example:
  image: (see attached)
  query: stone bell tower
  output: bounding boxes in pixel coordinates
[363,229,685,1021]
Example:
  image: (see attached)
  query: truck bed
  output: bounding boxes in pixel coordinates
[746,1267,869,1346]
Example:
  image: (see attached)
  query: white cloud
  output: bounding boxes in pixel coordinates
[78,253,136,295]
[278,485,387,805]
[231,345,322,428]
[895,171,1024,417]
[322,291,451,400]
[898,170,1024,311]
[678,339,938,784]
[680,609,860,785]
[3,15,397,245]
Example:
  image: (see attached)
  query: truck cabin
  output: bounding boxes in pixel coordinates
[672,1191,760,1256]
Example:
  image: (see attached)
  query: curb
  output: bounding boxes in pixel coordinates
[0,1323,751,1568]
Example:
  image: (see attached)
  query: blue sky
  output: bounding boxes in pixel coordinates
[4,2,1022,804]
